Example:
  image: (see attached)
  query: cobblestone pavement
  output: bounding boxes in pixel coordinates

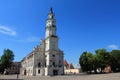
[0,73,120,80]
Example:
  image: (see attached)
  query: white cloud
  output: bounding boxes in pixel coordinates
[18,36,40,43]
[108,44,119,50]
[0,26,16,36]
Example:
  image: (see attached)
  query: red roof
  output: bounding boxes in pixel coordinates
[64,60,68,65]
[64,60,75,69]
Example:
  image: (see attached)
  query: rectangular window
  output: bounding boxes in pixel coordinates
[45,55,47,57]
[53,62,55,67]
[45,62,46,67]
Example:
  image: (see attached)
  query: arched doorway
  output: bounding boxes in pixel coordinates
[53,70,58,75]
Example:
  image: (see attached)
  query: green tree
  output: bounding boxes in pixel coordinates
[111,50,120,72]
[0,49,14,74]
[79,52,94,73]
[95,49,111,73]
[79,49,112,74]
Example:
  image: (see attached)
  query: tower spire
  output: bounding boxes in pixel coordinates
[48,7,55,19]
[50,6,53,13]
[46,7,56,38]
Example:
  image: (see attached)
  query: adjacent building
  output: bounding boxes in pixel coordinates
[20,7,64,76]
[64,60,80,74]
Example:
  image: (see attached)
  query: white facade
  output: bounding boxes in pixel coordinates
[20,7,64,76]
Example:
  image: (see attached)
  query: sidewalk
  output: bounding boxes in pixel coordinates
[0,73,120,80]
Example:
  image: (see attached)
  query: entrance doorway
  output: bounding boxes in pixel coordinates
[53,70,58,75]
[24,70,26,75]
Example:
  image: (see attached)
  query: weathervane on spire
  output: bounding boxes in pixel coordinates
[50,7,53,13]
[48,0,55,19]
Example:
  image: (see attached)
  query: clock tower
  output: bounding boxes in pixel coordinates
[45,7,64,76]
[20,7,64,76]
[46,7,56,38]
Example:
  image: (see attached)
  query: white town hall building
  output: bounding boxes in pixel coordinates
[20,7,64,76]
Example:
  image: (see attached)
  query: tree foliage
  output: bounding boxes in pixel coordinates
[79,49,117,74]
[111,50,120,72]
[95,49,111,73]
[79,52,94,73]
[0,49,14,74]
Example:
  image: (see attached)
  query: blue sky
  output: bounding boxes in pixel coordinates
[0,0,120,67]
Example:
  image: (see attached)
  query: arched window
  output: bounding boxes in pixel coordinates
[38,62,41,67]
